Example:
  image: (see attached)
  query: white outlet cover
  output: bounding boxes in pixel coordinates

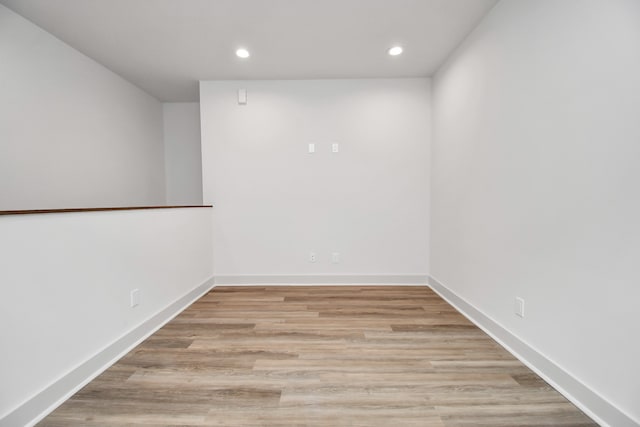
[331,252,340,263]
[238,88,247,105]
[130,289,140,307]
[515,297,525,318]
[332,143,339,153]
[308,143,315,153]
[309,252,317,263]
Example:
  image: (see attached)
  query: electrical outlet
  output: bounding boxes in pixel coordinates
[515,297,525,318]
[309,252,317,263]
[130,289,140,307]
[332,143,339,153]
[331,252,340,263]
[238,88,247,105]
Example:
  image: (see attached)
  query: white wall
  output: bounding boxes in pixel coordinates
[431,0,640,425]
[163,102,203,205]
[0,4,165,210]
[0,208,213,425]
[200,79,430,280]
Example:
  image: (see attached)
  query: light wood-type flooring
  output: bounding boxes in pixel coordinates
[39,286,597,426]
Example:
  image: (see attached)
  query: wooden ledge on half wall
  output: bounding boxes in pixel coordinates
[0,205,213,216]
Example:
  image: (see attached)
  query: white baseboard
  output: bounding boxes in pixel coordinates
[214,274,429,285]
[0,276,216,427]
[428,275,638,427]
[8,275,633,427]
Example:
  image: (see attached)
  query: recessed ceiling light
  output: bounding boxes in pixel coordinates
[388,46,403,56]
[236,48,250,59]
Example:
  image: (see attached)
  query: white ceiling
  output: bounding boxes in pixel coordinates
[1,0,497,102]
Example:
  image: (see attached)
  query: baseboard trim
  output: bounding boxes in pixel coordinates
[214,274,429,285]
[0,276,216,427]
[9,274,632,426]
[428,275,638,427]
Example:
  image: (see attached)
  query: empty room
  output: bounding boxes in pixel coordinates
[1,0,638,426]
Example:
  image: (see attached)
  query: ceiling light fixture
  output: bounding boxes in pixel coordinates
[388,46,403,56]
[236,48,250,59]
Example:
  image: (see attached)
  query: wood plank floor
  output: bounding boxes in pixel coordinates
[39,286,597,426]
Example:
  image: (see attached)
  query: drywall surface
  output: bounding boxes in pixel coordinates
[0,4,165,210]
[163,103,203,205]
[200,79,430,277]
[0,208,213,422]
[431,0,640,423]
